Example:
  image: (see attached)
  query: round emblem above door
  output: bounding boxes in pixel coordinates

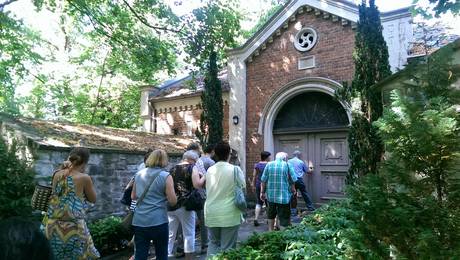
[294,28,318,52]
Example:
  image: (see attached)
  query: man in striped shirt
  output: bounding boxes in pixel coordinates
[260,152,297,231]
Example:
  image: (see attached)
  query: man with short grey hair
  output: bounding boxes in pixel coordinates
[260,152,297,230]
[288,151,315,212]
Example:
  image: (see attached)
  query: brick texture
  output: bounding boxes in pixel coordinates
[245,12,355,185]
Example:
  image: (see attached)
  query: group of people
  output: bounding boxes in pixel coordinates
[32,142,246,260]
[5,142,315,260]
[129,141,245,260]
[252,150,315,231]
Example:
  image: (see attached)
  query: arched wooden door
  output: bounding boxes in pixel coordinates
[273,92,349,206]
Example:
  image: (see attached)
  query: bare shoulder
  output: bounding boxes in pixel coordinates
[72,173,92,183]
[81,173,93,182]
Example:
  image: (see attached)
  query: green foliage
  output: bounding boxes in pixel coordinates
[186,0,242,146]
[37,0,179,83]
[88,216,132,256]
[242,2,285,39]
[3,0,178,129]
[352,0,391,121]
[0,10,45,115]
[346,113,381,183]
[0,136,35,220]
[214,202,378,260]
[337,0,391,182]
[413,0,460,18]
[199,51,224,146]
[347,38,460,258]
[185,0,242,69]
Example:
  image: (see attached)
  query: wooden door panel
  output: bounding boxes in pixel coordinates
[320,171,347,199]
[313,132,349,203]
[320,138,349,166]
[274,135,306,158]
[273,132,349,205]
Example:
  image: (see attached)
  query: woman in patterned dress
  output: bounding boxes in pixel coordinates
[42,147,100,259]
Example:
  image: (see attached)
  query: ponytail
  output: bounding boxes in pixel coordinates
[62,147,90,170]
[61,160,72,170]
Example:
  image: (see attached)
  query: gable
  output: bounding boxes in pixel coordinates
[229,0,412,70]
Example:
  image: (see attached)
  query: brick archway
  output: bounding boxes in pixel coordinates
[258,77,352,154]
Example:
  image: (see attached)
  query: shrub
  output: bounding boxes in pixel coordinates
[214,201,378,260]
[88,216,132,256]
[0,136,35,220]
[347,92,460,259]
[347,39,460,259]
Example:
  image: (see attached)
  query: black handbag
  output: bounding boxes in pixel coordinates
[184,188,206,211]
[121,179,134,206]
[290,193,298,209]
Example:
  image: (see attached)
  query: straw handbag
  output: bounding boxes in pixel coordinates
[31,171,57,212]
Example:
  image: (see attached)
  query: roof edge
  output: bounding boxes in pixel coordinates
[374,38,460,90]
[149,88,230,102]
[228,0,411,58]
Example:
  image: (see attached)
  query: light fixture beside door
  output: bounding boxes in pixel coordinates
[232,115,239,125]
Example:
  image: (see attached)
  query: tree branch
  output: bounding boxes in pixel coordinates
[122,0,182,34]
[0,0,18,10]
[90,51,110,125]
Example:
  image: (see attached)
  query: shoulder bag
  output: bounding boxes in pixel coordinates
[184,189,206,211]
[121,170,161,232]
[233,166,247,212]
[184,164,206,211]
[120,178,134,206]
[31,170,59,212]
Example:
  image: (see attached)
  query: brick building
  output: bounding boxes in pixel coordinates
[141,0,413,205]
[140,72,230,138]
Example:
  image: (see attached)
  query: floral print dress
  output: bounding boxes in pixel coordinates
[42,175,100,259]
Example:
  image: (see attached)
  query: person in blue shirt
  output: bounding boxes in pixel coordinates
[288,151,315,212]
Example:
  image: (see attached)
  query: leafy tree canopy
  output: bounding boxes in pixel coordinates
[34,0,180,83]
[413,0,460,18]
[0,9,45,115]
[184,0,242,69]
[1,0,186,128]
[348,40,460,259]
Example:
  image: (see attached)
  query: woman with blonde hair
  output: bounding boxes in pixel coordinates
[131,149,177,260]
[42,147,100,259]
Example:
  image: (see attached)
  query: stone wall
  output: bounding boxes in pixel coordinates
[34,147,182,220]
